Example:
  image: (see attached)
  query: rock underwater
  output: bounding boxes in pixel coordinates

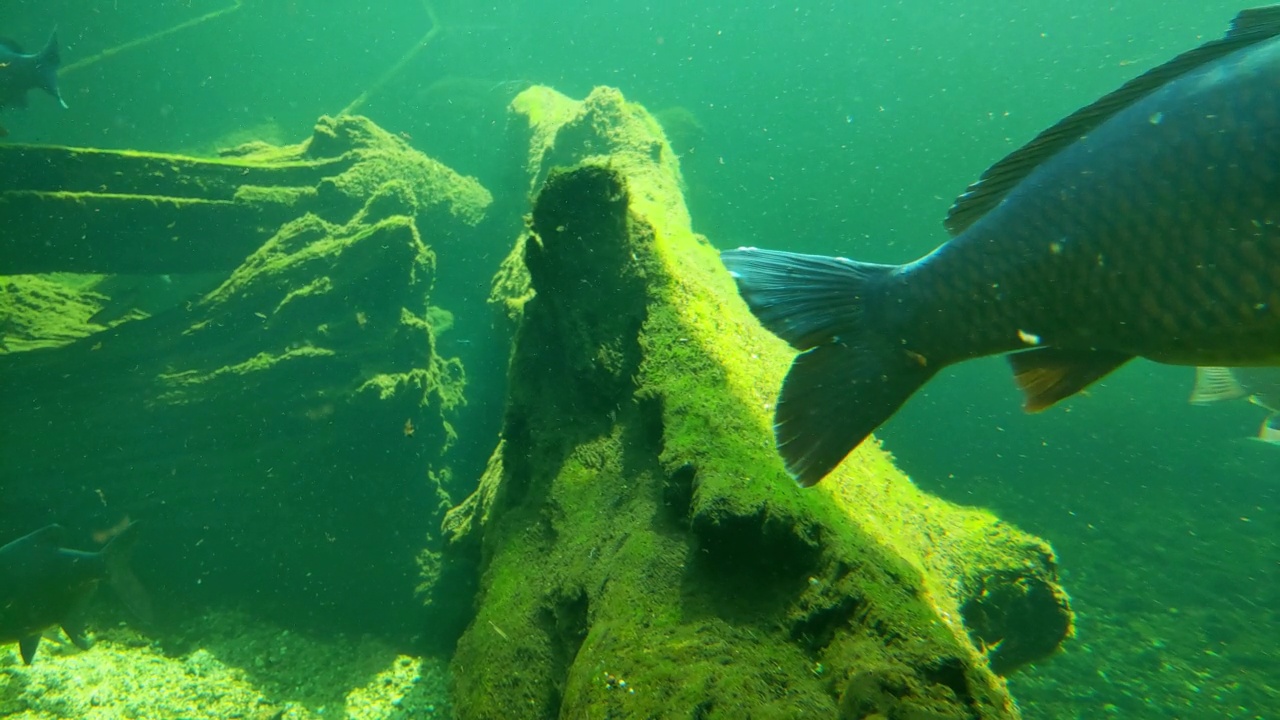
[442,85,1073,719]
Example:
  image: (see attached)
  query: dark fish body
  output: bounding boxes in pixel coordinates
[722,6,1280,486]
[900,38,1280,371]
[0,524,150,664]
[0,31,66,110]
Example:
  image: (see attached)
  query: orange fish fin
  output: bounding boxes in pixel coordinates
[1007,348,1133,412]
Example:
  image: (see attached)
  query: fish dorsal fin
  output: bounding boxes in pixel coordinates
[944,7,1280,236]
[1230,4,1280,35]
[1189,366,1247,404]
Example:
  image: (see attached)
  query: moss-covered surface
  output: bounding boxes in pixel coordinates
[0,275,109,353]
[0,115,491,275]
[159,181,464,424]
[0,117,480,645]
[444,87,1072,718]
[0,610,450,719]
[487,236,535,327]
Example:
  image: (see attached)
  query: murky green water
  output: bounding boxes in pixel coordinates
[2,1,1274,717]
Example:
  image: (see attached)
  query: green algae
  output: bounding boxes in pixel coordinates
[303,118,492,227]
[446,86,1071,718]
[0,115,491,276]
[166,182,464,417]
[487,236,535,327]
[156,346,338,402]
[232,183,318,206]
[0,275,109,352]
[1,191,241,206]
[0,611,451,720]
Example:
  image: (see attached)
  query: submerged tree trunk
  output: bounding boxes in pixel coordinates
[442,87,1072,719]
[0,116,489,642]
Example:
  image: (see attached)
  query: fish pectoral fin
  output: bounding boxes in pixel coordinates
[1189,367,1247,404]
[18,635,40,665]
[62,627,92,650]
[1007,347,1133,412]
[103,521,154,627]
[61,606,93,651]
[776,341,936,487]
[61,623,92,650]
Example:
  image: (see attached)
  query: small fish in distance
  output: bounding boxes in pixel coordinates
[0,523,152,664]
[723,5,1280,486]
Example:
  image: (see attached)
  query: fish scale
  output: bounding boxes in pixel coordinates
[722,5,1280,486]
[911,44,1280,363]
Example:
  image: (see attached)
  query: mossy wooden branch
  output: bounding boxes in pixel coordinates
[0,115,491,275]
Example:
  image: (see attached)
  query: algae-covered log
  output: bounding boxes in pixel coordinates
[443,87,1072,719]
[0,115,491,275]
[0,117,486,642]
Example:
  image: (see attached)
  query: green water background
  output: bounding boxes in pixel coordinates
[3,0,1276,717]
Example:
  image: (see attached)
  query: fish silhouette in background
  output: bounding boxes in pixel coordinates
[723,6,1280,486]
[0,523,152,664]
[0,30,66,136]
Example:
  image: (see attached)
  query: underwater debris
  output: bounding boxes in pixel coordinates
[444,85,1068,720]
[0,115,480,643]
[0,114,491,276]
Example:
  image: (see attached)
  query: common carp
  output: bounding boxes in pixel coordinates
[723,6,1280,486]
